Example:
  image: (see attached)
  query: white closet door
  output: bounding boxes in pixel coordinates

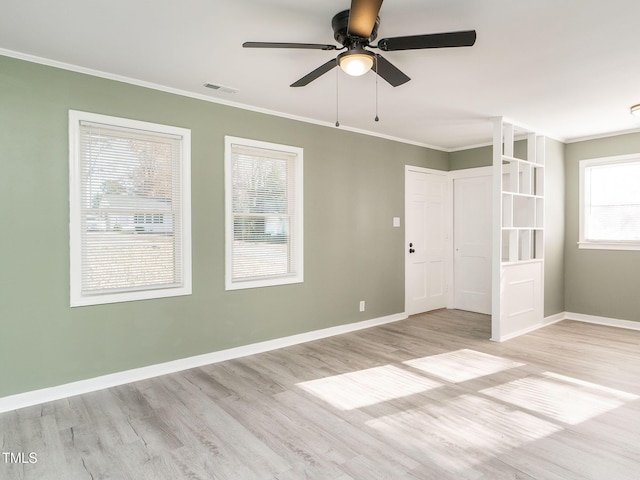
[453,174,492,314]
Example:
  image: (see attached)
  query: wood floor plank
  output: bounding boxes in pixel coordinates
[1,310,640,479]
[157,373,291,479]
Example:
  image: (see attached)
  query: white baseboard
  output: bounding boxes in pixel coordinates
[4,309,635,413]
[0,312,407,414]
[496,311,640,342]
[493,312,565,342]
[565,312,640,331]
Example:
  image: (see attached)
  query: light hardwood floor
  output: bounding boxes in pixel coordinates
[2,310,640,479]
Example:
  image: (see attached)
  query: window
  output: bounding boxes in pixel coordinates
[579,154,640,250]
[225,136,303,290]
[69,111,191,306]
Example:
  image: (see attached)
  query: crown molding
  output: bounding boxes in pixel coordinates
[565,128,640,144]
[0,48,447,152]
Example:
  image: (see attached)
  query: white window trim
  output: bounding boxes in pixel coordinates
[579,153,640,251]
[224,136,304,290]
[69,110,192,306]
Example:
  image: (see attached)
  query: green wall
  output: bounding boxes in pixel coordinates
[564,133,640,321]
[449,145,492,170]
[0,55,447,397]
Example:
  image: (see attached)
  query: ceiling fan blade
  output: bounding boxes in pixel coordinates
[243,42,337,51]
[348,0,384,38]
[372,54,410,87]
[377,30,477,51]
[290,58,338,87]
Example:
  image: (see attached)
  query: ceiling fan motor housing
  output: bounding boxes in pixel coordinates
[332,9,379,46]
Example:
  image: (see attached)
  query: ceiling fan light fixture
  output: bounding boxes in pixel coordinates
[631,104,640,116]
[338,51,374,76]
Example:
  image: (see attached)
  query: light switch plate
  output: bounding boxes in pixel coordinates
[393,217,401,227]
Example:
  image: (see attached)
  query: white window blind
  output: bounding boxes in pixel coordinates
[225,137,303,290]
[580,154,640,250]
[70,111,191,306]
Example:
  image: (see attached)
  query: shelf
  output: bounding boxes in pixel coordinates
[501,227,543,262]
[501,258,544,267]
[502,191,543,199]
[501,227,543,231]
[501,159,545,197]
[502,194,543,228]
[501,155,545,167]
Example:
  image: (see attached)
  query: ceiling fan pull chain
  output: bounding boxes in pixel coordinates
[335,66,340,127]
[374,55,379,122]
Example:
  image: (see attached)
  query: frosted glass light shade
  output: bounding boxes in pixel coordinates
[339,53,374,76]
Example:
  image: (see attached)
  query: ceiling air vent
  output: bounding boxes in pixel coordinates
[203,82,238,94]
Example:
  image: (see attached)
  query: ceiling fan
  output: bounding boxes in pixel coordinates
[243,0,477,88]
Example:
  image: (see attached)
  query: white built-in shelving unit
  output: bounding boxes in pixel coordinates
[492,118,545,341]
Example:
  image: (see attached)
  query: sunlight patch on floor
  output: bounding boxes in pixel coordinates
[481,371,639,425]
[365,393,561,472]
[296,365,442,410]
[404,349,525,383]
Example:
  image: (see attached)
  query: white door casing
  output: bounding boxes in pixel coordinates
[452,170,492,314]
[405,167,447,315]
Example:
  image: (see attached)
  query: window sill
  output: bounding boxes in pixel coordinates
[225,274,303,291]
[578,241,640,251]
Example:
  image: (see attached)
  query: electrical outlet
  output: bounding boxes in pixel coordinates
[359,300,365,312]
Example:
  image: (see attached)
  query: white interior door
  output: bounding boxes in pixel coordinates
[453,172,492,314]
[405,168,447,315]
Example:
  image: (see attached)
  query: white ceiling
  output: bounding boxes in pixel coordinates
[3,0,640,150]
